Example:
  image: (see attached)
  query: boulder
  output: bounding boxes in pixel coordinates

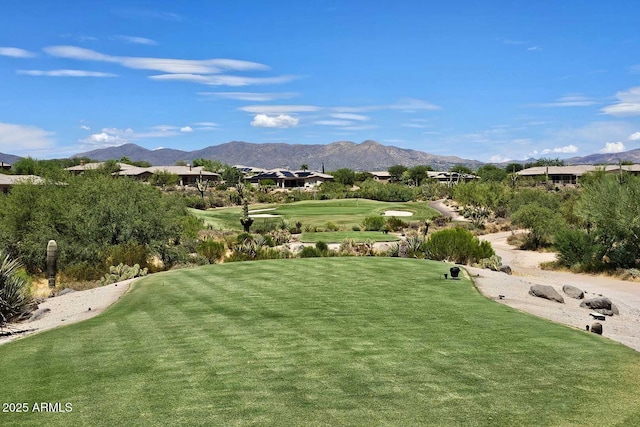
[562,285,584,299]
[529,284,564,303]
[29,307,51,322]
[57,288,75,297]
[580,297,619,315]
[591,322,603,335]
[499,265,512,275]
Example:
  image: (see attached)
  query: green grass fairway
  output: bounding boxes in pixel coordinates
[2,258,640,426]
[300,231,400,243]
[191,199,439,230]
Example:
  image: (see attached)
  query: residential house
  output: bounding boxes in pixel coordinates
[245,169,333,188]
[516,164,640,185]
[0,174,44,194]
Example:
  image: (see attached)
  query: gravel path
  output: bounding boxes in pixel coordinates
[428,199,470,222]
[469,231,640,352]
[0,279,134,346]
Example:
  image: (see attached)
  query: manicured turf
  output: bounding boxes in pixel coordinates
[300,231,400,243]
[191,199,439,230]
[2,258,640,426]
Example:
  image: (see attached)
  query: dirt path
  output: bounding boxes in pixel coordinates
[0,279,134,346]
[428,199,469,222]
[469,231,640,351]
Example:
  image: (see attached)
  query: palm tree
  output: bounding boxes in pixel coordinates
[300,164,309,171]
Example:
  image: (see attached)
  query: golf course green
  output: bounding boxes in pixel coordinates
[1,258,639,426]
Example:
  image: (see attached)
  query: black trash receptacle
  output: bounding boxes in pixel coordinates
[449,266,460,278]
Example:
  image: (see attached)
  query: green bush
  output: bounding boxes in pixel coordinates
[0,251,30,325]
[386,216,408,232]
[197,240,226,263]
[325,221,339,231]
[62,261,106,281]
[352,225,361,232]
[424,227,494,264]
[554,228,598,270]
[104,242,149,270]
[299,246,323,258]
[362,215,386,231]
[315,240,329,253]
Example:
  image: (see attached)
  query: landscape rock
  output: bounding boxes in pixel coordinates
[29,308,51,322]
[57,288,76,297]
[580,297,619,315]
[499,265,512,275]
[591,322,603,335]
[528,284,564,303]
[562,285,584,299]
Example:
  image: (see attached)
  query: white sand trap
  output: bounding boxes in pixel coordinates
[248,208,277,213]
[384,210,413,217]
[250,214,280,218]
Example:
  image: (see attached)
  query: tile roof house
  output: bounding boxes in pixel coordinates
[66,162,219,186]
[245,169,334,188]
[0,174,44,193]
[516,164,640,185]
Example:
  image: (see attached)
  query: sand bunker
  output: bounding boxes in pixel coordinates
[384,210,413,217]
[248,208,277,213]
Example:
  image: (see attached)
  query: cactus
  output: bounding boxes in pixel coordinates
[100,263,148,286]
[46,240,58,288]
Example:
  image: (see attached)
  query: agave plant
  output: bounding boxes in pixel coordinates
[0,251,30,326]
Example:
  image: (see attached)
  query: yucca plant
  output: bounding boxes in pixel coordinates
[0,251,30,326]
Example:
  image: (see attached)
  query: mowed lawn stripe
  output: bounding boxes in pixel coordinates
[1,258,640,426]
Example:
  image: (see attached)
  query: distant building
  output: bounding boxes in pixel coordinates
[426,171,479,185]
[245,169,333,188]
[65,162,220,186]
[370,171,392,183]
[0,162,11,171]
[516,164,640,185]
[0,174,44,194]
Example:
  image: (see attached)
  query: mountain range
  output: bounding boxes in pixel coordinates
[3,140,640,171]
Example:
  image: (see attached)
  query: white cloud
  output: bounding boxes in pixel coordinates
[198,92,298,101]
[80,125,91,130]
[241,105,319,114]
[0,47,36,58]
[601,87,640,116]
[331,113,369,121]
[17,69,117,77]
[45,46,270,75]
[527,46,542,51]
[599,142,626,153]
[192,122,218,127]
[630,132,640,141]
[489,155,512,163]
[151,73,296,86]
[314,120,352,126]
[85,132,125,144]
[114,35,157,45]
[180,126,193,133]
[532,94,597,108]
[251,114,298,128]
[389,98,441,111]
[539,144,579,155]
[0,122,54,152]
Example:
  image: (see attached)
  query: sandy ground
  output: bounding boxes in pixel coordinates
[0,279,134,346]
[428,199,470,222]
[249,213,280,218]
[383,210,413,217]
[468,231,640,352]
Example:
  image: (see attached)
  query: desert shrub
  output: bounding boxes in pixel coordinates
[100,263,148,286]
[197,240,226,263]
[405,232,426,257]
[424,227,494,264]
[159,245,191,269]
[236,233,253,243]
[315,240,329,253]
[0,252,31,325]
[62,261,105,281]
[554,228,599,270]
[256,248,291,260]
[325,221,339,231]
[339,238,357,256]
[184,195,207,210]
[299,246,323,258]
[433,215,450,227]
[386,216,408,232]
[269,229,291,245]
[352,225,361,232]
[104,242,149,270]
[363,215,387,231]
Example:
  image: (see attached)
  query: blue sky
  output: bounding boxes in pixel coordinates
[1,0,640,162]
